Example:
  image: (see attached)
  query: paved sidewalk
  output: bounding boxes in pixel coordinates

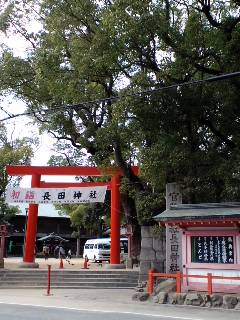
[0,288,239,320]
[4,257,95,270]
[3,257,137,271]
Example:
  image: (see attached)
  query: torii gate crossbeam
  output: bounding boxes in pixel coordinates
[6,165,139,268]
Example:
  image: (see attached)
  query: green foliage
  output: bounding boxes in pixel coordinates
[1,0,240,228]
[151,224,165,237]
[135,191,165,225]
[55,201,110,236]
[0,123,36,222]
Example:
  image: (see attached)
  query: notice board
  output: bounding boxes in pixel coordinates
[191,236,234,264]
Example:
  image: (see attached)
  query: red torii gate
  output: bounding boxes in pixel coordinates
[6,165,139,267]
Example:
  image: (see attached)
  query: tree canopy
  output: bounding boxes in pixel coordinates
[1,1,240,255]
[0,123,36,222]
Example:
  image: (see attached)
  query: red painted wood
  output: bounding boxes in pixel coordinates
[160,219,240,227]
[47,265,51,295]
[148,269,155,295]
[176,271,182,293]
[23,174,40,263]
[40,181,111,190]
[151,271,240,294]
[6,165,139,176]
[6,165,139,266]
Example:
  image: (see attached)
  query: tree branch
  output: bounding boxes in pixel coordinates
[199,117,237,150]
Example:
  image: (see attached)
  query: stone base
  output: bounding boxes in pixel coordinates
[126,257,133,269]
[18,262,39,268]
[0,258,4,268]
[104,263,126,269]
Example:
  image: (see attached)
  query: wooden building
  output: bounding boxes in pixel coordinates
[155,203,240,293]
[6,204,88,257]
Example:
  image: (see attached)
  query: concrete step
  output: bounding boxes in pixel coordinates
[0,281,136,287]
[0,285,136,289]
[0,270,139,289]
[1,278,137,283]
[2,272,138,276]
[2,273,138,278]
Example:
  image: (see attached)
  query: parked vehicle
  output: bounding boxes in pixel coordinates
[83,238,128,262]
[83,238,110,262]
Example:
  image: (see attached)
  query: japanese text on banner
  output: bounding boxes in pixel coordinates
[6,186,107,204]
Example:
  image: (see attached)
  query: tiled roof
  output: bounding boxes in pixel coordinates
[154,202,240,222]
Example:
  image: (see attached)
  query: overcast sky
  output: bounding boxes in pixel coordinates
[0,24,78,188]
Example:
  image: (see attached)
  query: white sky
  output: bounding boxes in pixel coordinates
[0,24,77,188]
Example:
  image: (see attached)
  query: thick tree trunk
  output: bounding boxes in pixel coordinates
[113,139,144,261]
[76,227,81,257]
[121,193,141,259]
[76,237,80,257]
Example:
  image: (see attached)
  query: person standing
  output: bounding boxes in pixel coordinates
[42,243,50,260]
[67,249,72,260]
[66,249,72,264]
[54,245,59,258]
[59,244,65,259]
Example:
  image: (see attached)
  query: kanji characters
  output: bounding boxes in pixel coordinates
[57,192,65,199]
[73,191,82,199]
[192,236,234,264]
[42,192,51,201]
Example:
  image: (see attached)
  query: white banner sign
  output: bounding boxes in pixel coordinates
[6,186,107,204]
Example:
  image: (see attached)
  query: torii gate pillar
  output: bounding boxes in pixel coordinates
[19,174,40,268]
[110,174,121,265]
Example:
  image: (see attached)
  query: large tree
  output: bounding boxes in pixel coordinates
[1,0,240,258]
[0,123,36,223]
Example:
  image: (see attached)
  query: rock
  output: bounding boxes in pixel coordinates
[184,293,203,306]
[222,295,238,309]
[168,293,186,305]
[152,295,159,303]
[153,279,176,295]
[210,294,223,307]
[132,292,149,302]
[168,292,177,304]
[139,292,150,302]
[200,294,211,307]
[234,301,240,310]
[157,292,168,304]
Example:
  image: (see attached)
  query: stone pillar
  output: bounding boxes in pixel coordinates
[139,226,166,281]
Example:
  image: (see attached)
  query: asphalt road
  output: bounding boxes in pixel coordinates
[0,288,239,320]
[0,304,187,320]
[0,302,239,320]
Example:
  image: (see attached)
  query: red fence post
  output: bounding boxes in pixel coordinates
[207,273,213,295]
[148,268,155,295]
[176,271,182,293]
[47,265,51,295]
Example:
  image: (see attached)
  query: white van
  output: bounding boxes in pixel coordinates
[83,238,128,262]
[83,238,111,262]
